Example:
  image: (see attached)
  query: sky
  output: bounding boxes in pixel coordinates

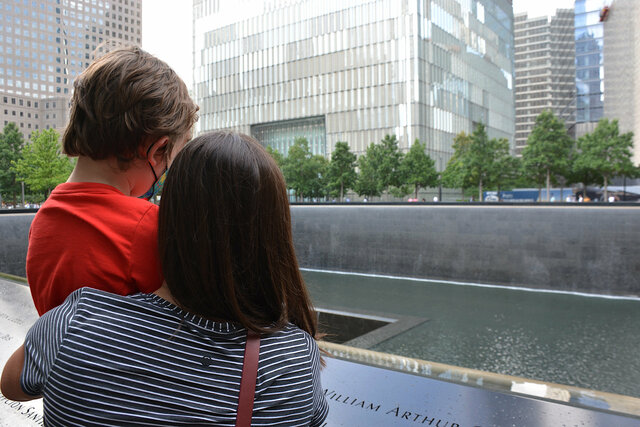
[142,0,578,89]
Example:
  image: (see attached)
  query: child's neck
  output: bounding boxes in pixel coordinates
[67,156,135,196]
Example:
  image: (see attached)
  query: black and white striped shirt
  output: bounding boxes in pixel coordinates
[21,288,328,426]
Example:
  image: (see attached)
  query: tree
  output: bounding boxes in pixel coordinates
[442,124,507,201]
[488,137,520,194]
[265,145,285,169]
[376,134,405,193]
[306,154,329,200]
[467,123,502,201]
[401,139,438,199]
[281,137,327,201]
[353,134,406,199]
[11,129,74,199]
[326,141,356,201]
[574,118,635,201]
[354,145,381,199]
[442,132,473,191]
[521,111,573,201]
[0,123,24,204]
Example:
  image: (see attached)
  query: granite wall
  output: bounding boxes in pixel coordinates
[2,206,639,295]
[291,205,640,296]
[0,213,34,278]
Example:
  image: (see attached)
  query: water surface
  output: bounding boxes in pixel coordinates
[303,269,640,398]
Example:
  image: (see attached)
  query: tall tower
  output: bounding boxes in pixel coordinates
[514,10,575,155]
[0,0,142,140]
[574,0,604,138]
[603,0,640,166]
[193,0,515,170]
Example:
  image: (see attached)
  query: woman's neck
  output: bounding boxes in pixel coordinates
[153,282,180,306]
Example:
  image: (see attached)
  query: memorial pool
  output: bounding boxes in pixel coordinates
[303,269,640,399]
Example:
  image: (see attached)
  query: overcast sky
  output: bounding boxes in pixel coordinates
[142,0,579,89]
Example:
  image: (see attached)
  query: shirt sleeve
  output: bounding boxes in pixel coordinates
[21,288,83,396]
[129,203,163,293]
[307,335,330,427]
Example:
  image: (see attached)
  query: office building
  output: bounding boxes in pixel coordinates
[193,0,515,170]
[0,0,142,140]
[574,0,604,137]
[513,10,575,155]
[602,0,640,165]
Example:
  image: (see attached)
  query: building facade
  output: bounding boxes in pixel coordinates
[574,0,604,137]
[513,10,575,155]
[0,0,142,140]
[602,0,640,165]
[193,0,515,170]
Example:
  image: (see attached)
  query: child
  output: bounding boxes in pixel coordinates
[2,131,329,426]
[26,46,199,315]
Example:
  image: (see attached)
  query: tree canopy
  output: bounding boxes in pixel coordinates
[326,141,357,201]
[0,123,25,204]
[11,129,74,199]
[352,134,408,199]
[441,131,472,191]
[574,118,636,200]
[489,137,521,193]
[280,137,328,201]
[265,145,284,169]
[442,124,517,200]
[354,142,382,199]
[401,139,438,199]
[372,134,405,194]
[521,111,573,201]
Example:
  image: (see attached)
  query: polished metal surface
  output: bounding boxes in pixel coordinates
[322,357,640,426]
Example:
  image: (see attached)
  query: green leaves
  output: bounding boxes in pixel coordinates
[265,145,284,169]
[443,124,519,200]
[10,129,74,198]
[274,134,438,201]
[574,118,636,199]
[355,134,409,198]
[265,114,638,202]
[280,137,328,201]
[522,111,573,199]
[0,123,25,203]
[354,143,382,198]
[401,139,438,199]
[326,142,356,201]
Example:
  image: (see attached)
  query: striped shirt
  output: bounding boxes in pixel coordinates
[21,288,329,426]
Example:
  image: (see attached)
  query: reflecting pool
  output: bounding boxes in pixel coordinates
[303,269,640,398]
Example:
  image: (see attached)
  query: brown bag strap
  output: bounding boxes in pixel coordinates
[235,330,260,427]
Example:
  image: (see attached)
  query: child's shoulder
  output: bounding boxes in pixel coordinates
[45,182,158,210]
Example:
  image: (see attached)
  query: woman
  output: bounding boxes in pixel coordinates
[1,131,329,426]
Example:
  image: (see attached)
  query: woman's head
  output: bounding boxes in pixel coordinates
[159,131,317,336]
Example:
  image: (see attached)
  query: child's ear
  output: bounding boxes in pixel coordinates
[146,136,169,166]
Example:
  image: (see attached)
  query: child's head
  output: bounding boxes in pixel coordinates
[158,131,318,336]
[63,46,198,167]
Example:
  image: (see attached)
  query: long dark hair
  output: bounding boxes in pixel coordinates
[158,131,318,337]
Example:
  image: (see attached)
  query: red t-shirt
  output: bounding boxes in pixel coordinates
[27,182,163,315]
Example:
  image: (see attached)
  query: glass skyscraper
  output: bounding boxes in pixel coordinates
[193,0,515,169]
[574,0,604,126]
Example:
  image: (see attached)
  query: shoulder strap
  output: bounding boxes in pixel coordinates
[235,330,260,427]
